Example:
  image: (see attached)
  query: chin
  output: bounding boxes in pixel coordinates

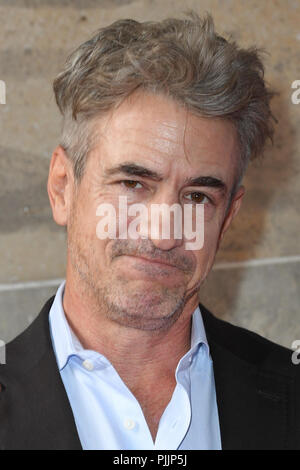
[108,301,185,331]
[98,281,186,330]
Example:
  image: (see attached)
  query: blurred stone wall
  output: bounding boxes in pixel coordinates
[0,0,299,348]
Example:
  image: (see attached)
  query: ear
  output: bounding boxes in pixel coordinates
[47,146,74,226]
[217,185,245,249]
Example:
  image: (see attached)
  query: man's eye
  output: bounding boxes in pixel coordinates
[186,192,210,204]
[121,180,143,190]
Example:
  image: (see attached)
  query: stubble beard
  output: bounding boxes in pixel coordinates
[69,242,191,331]
[68,225,197,332]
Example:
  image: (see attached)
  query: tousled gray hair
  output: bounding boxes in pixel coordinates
[53,12,276,202]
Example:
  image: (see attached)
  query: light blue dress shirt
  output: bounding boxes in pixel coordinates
[49,281,221,450]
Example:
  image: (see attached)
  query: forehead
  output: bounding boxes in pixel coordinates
[94,91,239,184]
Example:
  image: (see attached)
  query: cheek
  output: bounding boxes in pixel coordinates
[192,220,221,273]
[70,203,112,271]
[69,193,105,254]
[203,204,225,240]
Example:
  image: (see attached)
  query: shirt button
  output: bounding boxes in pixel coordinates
[124,419,136,430]
[82,359,94,371]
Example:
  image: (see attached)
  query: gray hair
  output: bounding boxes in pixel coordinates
[53,12,276,204]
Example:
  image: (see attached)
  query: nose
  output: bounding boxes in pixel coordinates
[145,192,184,251]
[150,236,182,251]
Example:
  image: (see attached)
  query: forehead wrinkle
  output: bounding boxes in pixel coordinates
[119,138,182,160]
[114,121,185,143]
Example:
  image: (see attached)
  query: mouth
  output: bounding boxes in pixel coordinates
[125,254,178,269]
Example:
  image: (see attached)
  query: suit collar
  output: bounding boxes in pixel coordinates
[200,303,295,449]
[2,296,82,450]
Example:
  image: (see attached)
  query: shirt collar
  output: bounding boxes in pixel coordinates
[190,304,210,355]
[49,281,210,371]
[49,281,82,371]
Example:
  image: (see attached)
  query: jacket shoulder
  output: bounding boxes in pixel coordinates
[0,296,55,379]
[200,302,297,376]
[0,296,82,450]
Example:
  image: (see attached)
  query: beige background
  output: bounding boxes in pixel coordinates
[0,0,299,348]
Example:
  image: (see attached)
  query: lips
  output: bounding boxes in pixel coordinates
[127,254,177,269]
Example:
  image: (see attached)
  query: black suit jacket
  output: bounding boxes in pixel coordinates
[0,296,299,450]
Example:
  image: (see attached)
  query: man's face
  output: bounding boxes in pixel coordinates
[60,92,244,330]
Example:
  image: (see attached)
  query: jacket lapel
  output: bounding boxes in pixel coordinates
[1,297,82,450]
[201,304,294,450]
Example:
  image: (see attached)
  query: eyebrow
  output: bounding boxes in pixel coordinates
[184,176,227,195]
[105,162,227,194]
[105,163,163,181]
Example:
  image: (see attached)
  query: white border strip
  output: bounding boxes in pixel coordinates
[0,255,299,292]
